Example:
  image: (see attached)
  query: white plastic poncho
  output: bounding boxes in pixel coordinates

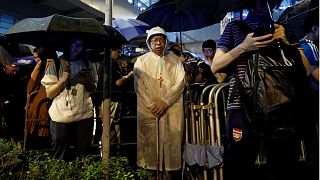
[133,27,186,171]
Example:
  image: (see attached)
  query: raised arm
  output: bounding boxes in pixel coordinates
[211,33,273,73]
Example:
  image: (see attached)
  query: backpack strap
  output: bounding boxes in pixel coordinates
[54,58,60,80]
[229,20,254,101]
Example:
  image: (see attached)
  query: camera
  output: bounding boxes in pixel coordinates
[253,23,274,37]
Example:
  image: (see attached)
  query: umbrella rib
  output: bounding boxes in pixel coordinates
[280,6,318,23]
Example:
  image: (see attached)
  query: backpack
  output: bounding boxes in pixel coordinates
[26,58,60,136]
[231,21,312,138]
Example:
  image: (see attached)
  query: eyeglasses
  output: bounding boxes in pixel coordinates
[150,37,166,44]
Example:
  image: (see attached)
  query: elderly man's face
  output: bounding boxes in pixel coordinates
[149,35,166,56]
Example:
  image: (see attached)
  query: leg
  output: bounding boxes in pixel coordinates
[224,109,259,180]
[303,135,319,180]
[50,120,70,160]
[74,118,94,158]
[93,115,103,144]
[161,170,181,180]
[264,137,301,180]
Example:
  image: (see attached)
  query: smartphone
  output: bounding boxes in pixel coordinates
[253,23,274,37]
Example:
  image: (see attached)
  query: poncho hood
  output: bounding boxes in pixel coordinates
[146,26,168,56]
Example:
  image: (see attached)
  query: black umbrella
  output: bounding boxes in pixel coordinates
[103,25,128,49]
[1,35,34,63]
[277,0,318,40]
[136,0,226,46]
[5,14,122,51]
[175,0,247,14]
[128,33,148,47]
[0,46,14,65]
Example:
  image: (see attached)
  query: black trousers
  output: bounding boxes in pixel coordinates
[50,118,94,161]
[224,109,301,180]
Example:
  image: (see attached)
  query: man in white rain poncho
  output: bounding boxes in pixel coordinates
[133,26,186,178]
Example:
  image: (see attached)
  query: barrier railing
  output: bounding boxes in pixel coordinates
[183,83,230,180]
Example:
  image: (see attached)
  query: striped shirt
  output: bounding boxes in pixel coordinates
[217,16,261,109]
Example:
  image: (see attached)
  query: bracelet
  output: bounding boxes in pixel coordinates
[123,75,128,79]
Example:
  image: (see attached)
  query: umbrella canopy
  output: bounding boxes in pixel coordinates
[277,0,318,40]
[12,56,36,66]
[112,18,151,41]
[0,45,14,65]
[0,35,35,63]
[128,33,148,47]
[137,0,226,48]
[5,14,121,51]
[175,0,247,14]
[104,25,128,49]
[137,0,226,33]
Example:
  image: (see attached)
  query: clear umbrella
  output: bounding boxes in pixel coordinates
[112,18,151,41]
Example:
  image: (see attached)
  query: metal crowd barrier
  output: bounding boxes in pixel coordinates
[182,82,308,180]
[183,83,230,180]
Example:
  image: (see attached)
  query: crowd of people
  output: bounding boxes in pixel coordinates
[1,58,31,142]
[0,0,318,179]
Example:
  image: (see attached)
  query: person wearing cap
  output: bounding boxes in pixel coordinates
[133,26,186,179]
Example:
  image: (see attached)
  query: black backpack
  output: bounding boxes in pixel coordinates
[231,21,312,138]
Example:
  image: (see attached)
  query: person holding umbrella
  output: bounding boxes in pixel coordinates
[211,0,312,179]
[41,37,98,160]
[133,26,185,179]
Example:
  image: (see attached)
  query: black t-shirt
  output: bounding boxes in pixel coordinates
[110,60,134,102]
[191,60,217,85]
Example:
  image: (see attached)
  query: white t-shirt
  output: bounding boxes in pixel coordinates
[41,59,98,123]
